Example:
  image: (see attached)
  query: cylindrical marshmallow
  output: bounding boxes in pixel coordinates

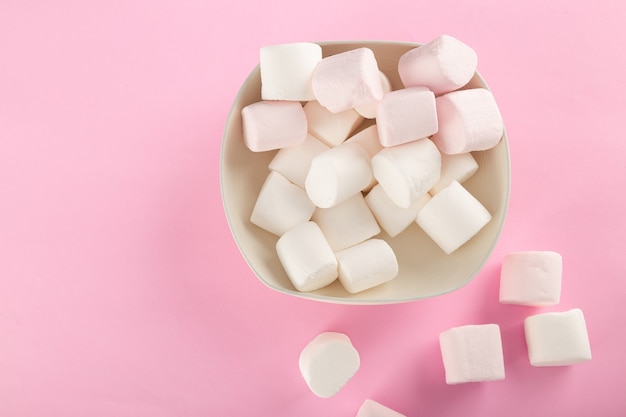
[336,239,398,294]
[304,100,364,147]
[299,332,360,398]
[376,86,438,147]
[416,181,491,254]
[312,193,381,252]
[499,251,563,306]
[355,70,392,119]
[398,34,478,96]
[356,400,406,417]
[312,47,384,113]
[250,171,316,236]
[305,141,373,208]
[268,134,329,188]
[260,42,322,101]
[371,138,441,208]
[241,100,307,152]
[365,184,430,238]
[344,125,384,192]
[429,152,479,195]
[524,308,592,367]
[431,88,504,155]
[276,221,338,292]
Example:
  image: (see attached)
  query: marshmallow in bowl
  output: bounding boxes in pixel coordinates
[344,125,384,192]
[365,184,430,238]
[356,399,406,417]
[376,86,438,147]
[355,70,392,119]
[416,181,491,254]
[429,152,479,195]
[499,251,563,306]
[268,134,329,188]
[260,42,322,101]
[241,100,307,152]
[304,100,364,147]
[431,88,504,154]
[398,34,477,96]
[336,239,399,294]
[276,221,338,292]
[312,47,384,113]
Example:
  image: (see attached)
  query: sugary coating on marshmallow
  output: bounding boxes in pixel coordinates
[416,181,491,254]
[241,100,307,152]
[299,332,360,398]
[398,34,477,96]
[268,134,329,188]
[356,399,406,417]
[304,100,364,147]
[439,324,505,384]
[305,141,373,209]
[312,193,381,252]
[429,152,478,195]
[336,239,399,294]
[499,251,563,306]
[365,184,430,238]
[250,171,316,236]
[431,88,504,155]
[312,47,384,113]
[376,86,438,147]
[524,308,592,367]
[344,125,383,192]
[276,221,338,292]
[260,42,322,101]
[371,138,441,208]
[355,71,392,119]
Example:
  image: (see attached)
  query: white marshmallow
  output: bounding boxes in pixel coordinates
[299,332,360,398]
[312,193,381,252]
[499,251,563,306]
[276,221,338,292]
[304,100,364,147]
[260,42,322,101]
[524,308,592,367]
[305,142,373,209]
[241,101,307,152]
[250,171,316,236]
[416,181,491,254]
[356,399,406,417]
[355,71,392,119]
[398,34,477,96]
[439,324,505,384]
[365,184,430,238]
[312,47,384,113]
[371,138,441,208]
[336,239,399,294]
[376,86,438,147]
[429,152,479,195]
[344,125,384,192]
[268,134,329,188]
[431,88,504,155]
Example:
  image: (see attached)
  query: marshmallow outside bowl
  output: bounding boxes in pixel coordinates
[221,41,510,304]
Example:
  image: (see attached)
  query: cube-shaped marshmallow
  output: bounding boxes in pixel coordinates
[304,100,364,147]
[356,399,406,417]
[241,100,307,152]
[499,251,563,306]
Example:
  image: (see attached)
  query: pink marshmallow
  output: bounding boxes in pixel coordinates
[241,101,307,152]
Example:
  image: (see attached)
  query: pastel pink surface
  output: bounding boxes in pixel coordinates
[1,1,626,417]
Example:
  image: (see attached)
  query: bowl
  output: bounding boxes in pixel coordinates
[220,40,510,304]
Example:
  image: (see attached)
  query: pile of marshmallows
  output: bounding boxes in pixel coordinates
[298,251,592,415]
[242,35,505,294]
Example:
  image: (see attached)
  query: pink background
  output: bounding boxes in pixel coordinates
[1,1,625,416]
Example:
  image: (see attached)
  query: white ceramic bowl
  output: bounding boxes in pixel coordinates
[221,41,510,304]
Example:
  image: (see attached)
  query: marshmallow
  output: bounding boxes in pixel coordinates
[241,100,307,152]
[431,88,504,155]
[268,134,329,188]
[398,34,477,96]
[499,251,563,306]
[304,100,364,147]
[376,86,438,147]
[365,184,430,238]
[416,181,491,254]
[312,47,384,113]
[524,309,592,367]
[429,152,478,195]
[260,42,322,101]
[356,399,406,417]
[299,332,360,398]
[344,125,384,191]
[439,324,505,384]
[371,138,441,208]
[305,142,373,209]
[276,221,338,292]
[355,71,392,119]
[312,193,381,252]
[336,239,399,294]
[250,171,316,236]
